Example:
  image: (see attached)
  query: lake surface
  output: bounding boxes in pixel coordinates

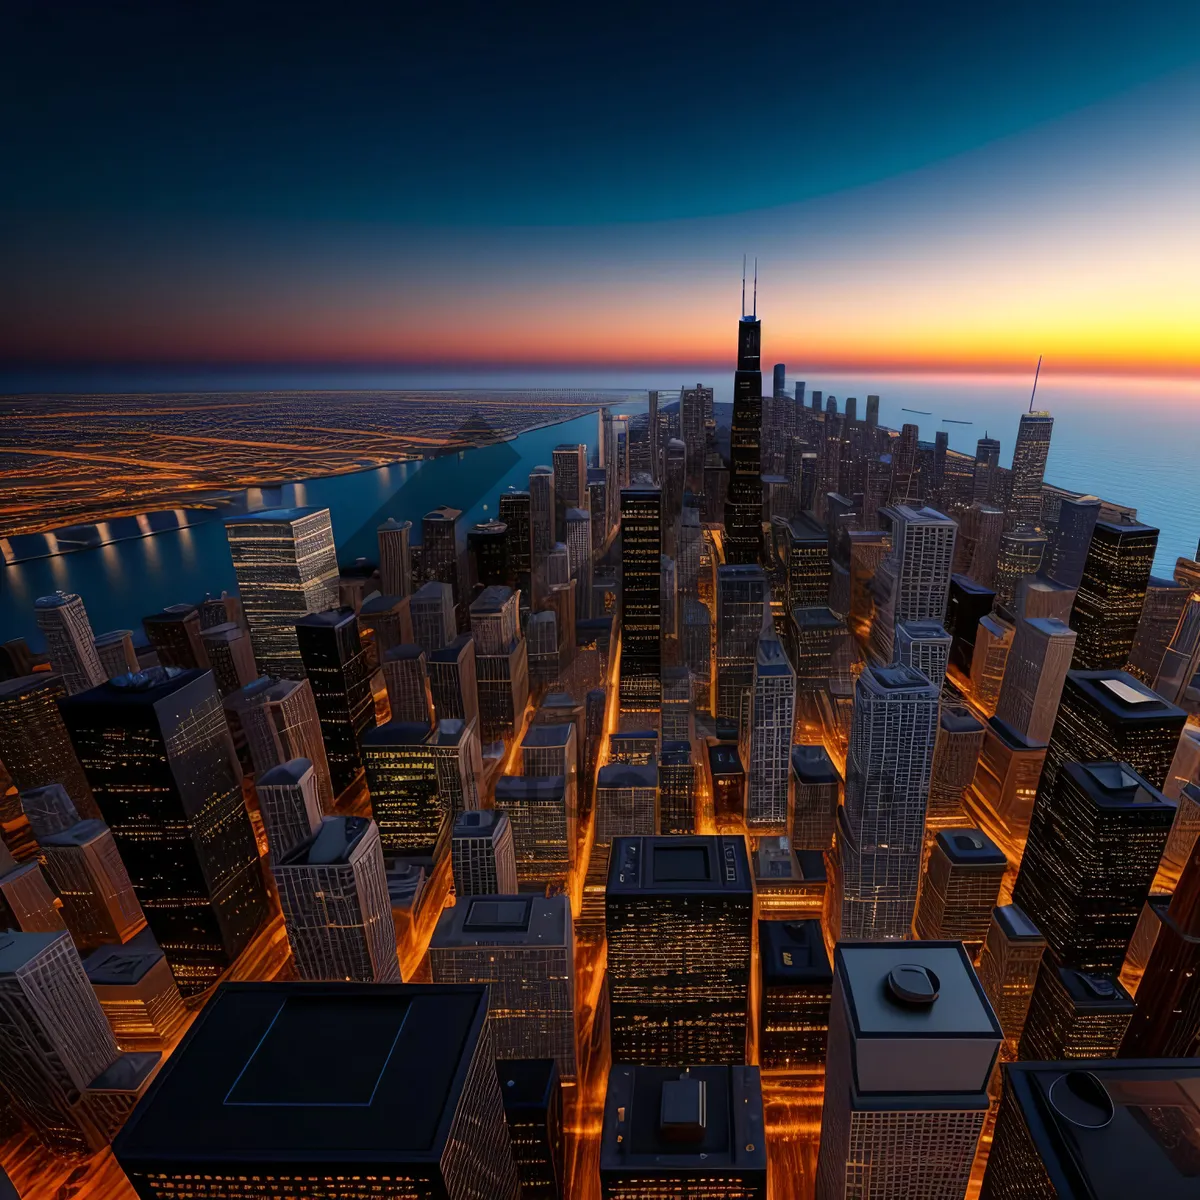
[2,369,1196,649]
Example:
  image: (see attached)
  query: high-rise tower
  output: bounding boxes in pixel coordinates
[34,592,105,695]
[724,265,764,565]
[618,481,663,719]
[1007,409,1054,530]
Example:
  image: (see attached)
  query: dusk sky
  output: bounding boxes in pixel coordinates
[3,2,1199,378]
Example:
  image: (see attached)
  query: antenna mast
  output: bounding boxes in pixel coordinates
[753,257,758,318]
[741,256,746,317]
[1028,354,1042,413]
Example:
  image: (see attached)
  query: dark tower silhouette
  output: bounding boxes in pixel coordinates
[724,260,763,565]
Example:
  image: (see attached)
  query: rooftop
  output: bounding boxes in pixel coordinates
[496,1058,559,1113]
[0,930,69,975]
[359,594,407,616]
[423,506,462,523]
[791,744,840,785]
[256,758,314,787]
[1001,1060,1200,1198]
[1061,760,1172,810]
[707,743,743,776]
[522,723,573,748]
[792,605,844,631]
[787,513,827,542]
[941,706,984,735]
[864,663,937,694]
[607,836,752,895]
[452,809,506,837]
[494,774,566,802]
[295,607,356,631]
[59,666,205,709]
[597,763,658,789]
[85,943,168,986]
[470,584,515,613]
[1055,967,1134,1011]
[112,982,492,1166]
[935,828,1007,868]
[659,741,692,766]
[760,920,832,985]
[429,632,473,661]
[41,818,112,849]
[281,817,373,868]
[361,721,432,749]
[431,894,569,948]
[992,903,1044,942]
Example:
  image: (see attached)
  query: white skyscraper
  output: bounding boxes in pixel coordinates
[994,616,1077,744]
[836,664,939,940]
[893,619,952,690]
[815,942,1001,1200]
[272,816,400,983]
[224,507,339,679]
[377,517,413,597]
[34,592,105,695]
[746,631,796,832]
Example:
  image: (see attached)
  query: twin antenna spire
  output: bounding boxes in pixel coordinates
[741,255,757,318]
[1028,354,1042,413]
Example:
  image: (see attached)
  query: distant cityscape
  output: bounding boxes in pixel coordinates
[1,289,1199,1200]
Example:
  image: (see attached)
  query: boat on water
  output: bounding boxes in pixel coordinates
[901,407,932,415]
[942,418,973,424]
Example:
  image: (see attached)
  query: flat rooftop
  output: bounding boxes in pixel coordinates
[1001,1060,1200,1198]
[760,920,832,985]
[280,817,373,868]
[597,763,658,788]
[607,836,751,895]
[791,744,840,785]
[1069,670,1186,723]
[85,943,168,987]
[361,721,432,749]
[935,829,1007,868]
[993,903,1044,942]
[224,507,327,526]
[1060,760,1172,811]
[431,894,569,948]
[113,982,491,1166]
[256,758,313,787]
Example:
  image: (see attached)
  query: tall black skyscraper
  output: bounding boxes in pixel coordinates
[296,608,376,795]
[60,668,269,995]
[1012,670,1186,932]
[724,269,763,565]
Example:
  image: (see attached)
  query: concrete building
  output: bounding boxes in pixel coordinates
[34,591,105,695]
[451,809,517,897]
[255,758,323,863]
[994,616,1077,743]
[377,517,413,597]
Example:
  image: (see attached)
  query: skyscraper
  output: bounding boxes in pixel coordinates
[784,513,832,609]
[85,943,186,1052]
[716,563,768,721]
[1127,574,1189,683]
[970,612,1015,714]
[198,622,258,696]
[600,1065,767,1198]
[552,443,587,542]
[758,919,832,1069]
[746,630,795,832]
[430,894,576,1079]
[357,594,414,663]
[1019,760,1173,972]
[606,835,753,1065]
[878,503,957,626]
[681,383,713,490]
[815,942,1001,1200]
[1040,493,1100,589]
[237,675,334,812]
[410,580,458,654]
[382,644,436,725]
[0,673,94,814]
[724,278,764,565]
[37,814,146,950]
[361,721,443,857]
[945,573,997,676]
[0,845,65,933]
[657,741,696,835]
[1018,963,1134,1060]
[529,465,556,576]
[377,516,413,597]
[982,1059,1200,1200]
[1071,517,1160,669]
[428,632,480,729]
[496,1059,563,1200]
[0,930,158,1158]
[471,585,530,745]
[429,716,484,818]
[1007,409,1054,530]
[836,664,939,941]
[112,982,521,1199]
[1121,818,1200,1056]
[618,481,663,717]
[296,607,376,795]
[451,809,517,897]
[1013,670,1186,935]
[255,758,323,863]
[564,506,593,620]
[494,775,572,887]
[224,507,339,679]
[273,815,400,983]
[927,706,985,826]
[595,763,658,844]
[893,618,952,689]
[499,488,533,584]
[791,745,841,850]
[93,629,139,679]
[60,668,269,995]
[33,591,105,695]
[994,527,1048,608]
[994,615,1077,743]
[913,829,1007,949]
[468,519,509,591]
[422,505,463,600]
[972,436,1001,503]
[975,903,1045,1054]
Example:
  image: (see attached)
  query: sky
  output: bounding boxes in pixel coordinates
[2,1,1200,381]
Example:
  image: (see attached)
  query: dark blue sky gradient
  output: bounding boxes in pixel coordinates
[4,1,1200,227]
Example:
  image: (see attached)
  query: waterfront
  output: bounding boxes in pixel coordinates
[2,369,1196,649]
